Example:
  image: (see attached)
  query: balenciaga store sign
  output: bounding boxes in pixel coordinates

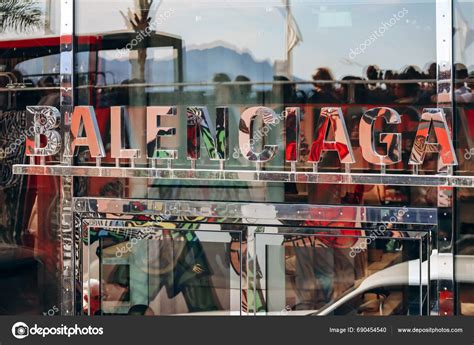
[0,0,474,333]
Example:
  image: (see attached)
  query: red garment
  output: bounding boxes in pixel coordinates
[305,185,364,248]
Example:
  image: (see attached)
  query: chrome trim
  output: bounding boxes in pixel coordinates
[59,0,75,316]
[13,164,474,188]
[73,198,438,225]
[435,0,455,316]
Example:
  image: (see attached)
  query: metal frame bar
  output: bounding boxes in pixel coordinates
[73,198,438,226]
[59,0,75,316]
[436,0,456,316]
[13,165,474,187]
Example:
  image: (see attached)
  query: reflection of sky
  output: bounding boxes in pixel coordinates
[2,0,473,79]
[292,3,436,78]
[76,0,441,79]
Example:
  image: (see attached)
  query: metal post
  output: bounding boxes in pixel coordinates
[435,0,455,316]
[59,0,75,316]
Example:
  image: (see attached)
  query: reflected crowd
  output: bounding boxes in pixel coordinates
[209,62,474,107]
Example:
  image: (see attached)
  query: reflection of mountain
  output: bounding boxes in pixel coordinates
[182,45,274,83]
[100,44,274,85]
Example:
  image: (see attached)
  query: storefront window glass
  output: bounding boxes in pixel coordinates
[453,0,474,316]
[0,0,62,314]
[2,0,473,317]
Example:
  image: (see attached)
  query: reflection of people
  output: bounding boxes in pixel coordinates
[419,62,437,104]
[271,75,296,104]
[365,65,382,91]
[364,65,390,103]
[339,76,367,104]
[455,63,473,103]
[234,75,252,104]
[467,71,474,91]
[213,73,232,105]
[393,66,422,104]
[8,70,39,109]
[290,204,364,311]
[37,76,60,106]
[466,70,474,104]
[308,68,338,104]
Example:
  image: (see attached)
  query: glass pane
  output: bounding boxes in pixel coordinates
[84,225,242,315]
[453,0,474,316]
[69,0,448,317]
[0,0,62,315]
[255,230,428,315]
[73,0,442,204]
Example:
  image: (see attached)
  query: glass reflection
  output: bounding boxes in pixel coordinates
[453,0,474,316]
[73,0,441,317]
[86,226,241,315]
[73,0,447,190]
[0,0,62,315]
[2,0,474,317]
[256,232,427,316]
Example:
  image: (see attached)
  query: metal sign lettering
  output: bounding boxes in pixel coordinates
[309,107,355,164]
[16,105,458,178]
[359,107,402,166]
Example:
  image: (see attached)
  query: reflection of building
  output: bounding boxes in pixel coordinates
[1,0,474,318]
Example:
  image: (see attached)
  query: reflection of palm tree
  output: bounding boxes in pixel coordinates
[121,0,159,82]
[0,0,42,33]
